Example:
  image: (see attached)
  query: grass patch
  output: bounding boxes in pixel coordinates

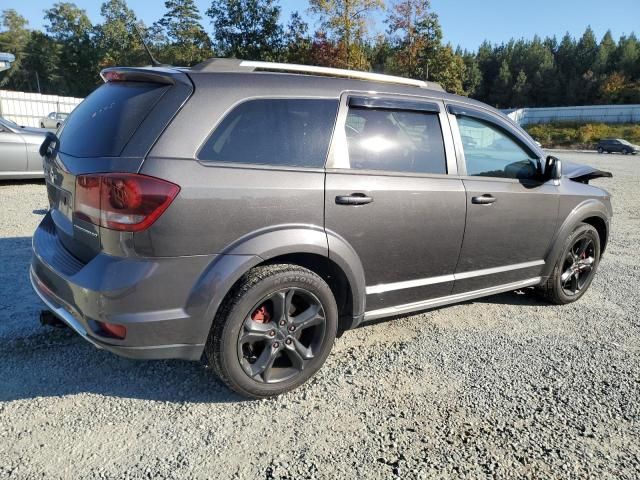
[524,122,640,149]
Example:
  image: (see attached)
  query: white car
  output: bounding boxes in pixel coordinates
[39,112,68,129]
[0,117,46,179]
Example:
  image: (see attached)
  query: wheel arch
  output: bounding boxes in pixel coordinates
[186,225,366,352]
[542,199,610,279]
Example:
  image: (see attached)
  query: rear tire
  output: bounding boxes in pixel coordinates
[597,147,604,154]
[205,264,338,398]
[56,123,61,129]
[538,223,600,305]
[40,123,45,128]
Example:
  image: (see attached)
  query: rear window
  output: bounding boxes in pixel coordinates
[58,82,169,157]
[198,99,338,168]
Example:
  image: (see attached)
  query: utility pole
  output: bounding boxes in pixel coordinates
[35,71,41,94]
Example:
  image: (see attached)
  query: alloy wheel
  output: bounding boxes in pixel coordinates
[560,236,596,296]
[237,288,327,384]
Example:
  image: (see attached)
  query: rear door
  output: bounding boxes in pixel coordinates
[324,93,466,313]
[447,103,559,293]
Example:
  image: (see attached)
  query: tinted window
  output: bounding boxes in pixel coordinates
[59,82,168,158]
[344,108,446,174]
[199,99,338,168]
[457,116,539,180]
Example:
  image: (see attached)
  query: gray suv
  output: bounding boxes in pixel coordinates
[31,59,613,398]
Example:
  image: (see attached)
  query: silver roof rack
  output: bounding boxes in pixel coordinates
[190,58,443,91]
[240,61,444,91]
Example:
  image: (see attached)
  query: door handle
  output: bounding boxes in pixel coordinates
[335,193,374,205]
[471,194,497,205]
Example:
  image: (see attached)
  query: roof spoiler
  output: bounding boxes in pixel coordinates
[100,67,191,86]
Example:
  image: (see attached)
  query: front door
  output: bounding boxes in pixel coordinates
[324,94,466,313]
[449,107,559,293]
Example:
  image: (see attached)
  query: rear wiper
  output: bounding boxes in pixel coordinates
[39,132,59,158]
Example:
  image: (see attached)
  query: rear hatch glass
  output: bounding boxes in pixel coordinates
[58,82,169,158]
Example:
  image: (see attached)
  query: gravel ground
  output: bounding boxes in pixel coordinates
[1,152,638,479]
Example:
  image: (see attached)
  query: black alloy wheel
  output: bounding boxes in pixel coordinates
[206,264,338,398]
[238,287,327,384]
[559,236,596,297]
[538,223,601,305]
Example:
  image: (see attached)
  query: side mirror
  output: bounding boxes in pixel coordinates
[545,155,561,182]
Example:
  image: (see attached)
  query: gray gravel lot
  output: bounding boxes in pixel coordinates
[1,151,639,479]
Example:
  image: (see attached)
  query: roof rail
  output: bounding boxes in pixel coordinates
[241,61,444,91]
[190,58,444,91]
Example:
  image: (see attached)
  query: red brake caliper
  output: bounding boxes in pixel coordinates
[251,305,272,324]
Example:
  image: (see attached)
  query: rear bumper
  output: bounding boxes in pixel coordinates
[30,213,217,360]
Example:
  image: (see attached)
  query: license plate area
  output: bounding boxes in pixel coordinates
[46,181,73,221]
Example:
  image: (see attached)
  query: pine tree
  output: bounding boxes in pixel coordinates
[283,12,312,64]
[157,0,212,66]
[96,0,148,68]
[206,0,283,61]
[308,0,384,69]
[386,0,442,79]
[44,2,99,96]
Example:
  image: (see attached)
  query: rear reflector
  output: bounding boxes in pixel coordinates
[96,321,127,340]
[75,173,180,232]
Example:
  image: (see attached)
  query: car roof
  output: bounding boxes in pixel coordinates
[184,59,491,110]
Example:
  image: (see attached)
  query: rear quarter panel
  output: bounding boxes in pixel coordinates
[136,158,325,256]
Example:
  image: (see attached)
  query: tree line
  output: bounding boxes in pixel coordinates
[1,0,638,107]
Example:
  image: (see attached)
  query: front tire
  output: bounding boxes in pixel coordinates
[622,148,629,155]
[205,264,338,398]
[538,223,600,305]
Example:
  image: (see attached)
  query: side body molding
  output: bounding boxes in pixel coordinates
[184,225,367,354]
[541,198,611,280]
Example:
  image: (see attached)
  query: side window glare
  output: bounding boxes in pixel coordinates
[457,115,540,180]
[344,107,447,175]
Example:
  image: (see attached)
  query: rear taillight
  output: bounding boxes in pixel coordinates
[75,173,180,232]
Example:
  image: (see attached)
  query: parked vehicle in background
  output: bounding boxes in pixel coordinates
[31,60,613,398]
[597,138,639,155]
[0,116,45,179]
[39,112,69,129]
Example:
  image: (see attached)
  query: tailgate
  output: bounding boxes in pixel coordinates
[43,67,193,262]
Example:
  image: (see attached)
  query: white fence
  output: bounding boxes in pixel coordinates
[504,104,640,126]
[0,90,83,128]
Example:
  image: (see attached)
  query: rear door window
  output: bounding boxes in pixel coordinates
[344,107,447,174]
[198,99,338,168]
[58,82,169,158]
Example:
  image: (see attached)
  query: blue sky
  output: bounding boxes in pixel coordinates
[10,0,640,51]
